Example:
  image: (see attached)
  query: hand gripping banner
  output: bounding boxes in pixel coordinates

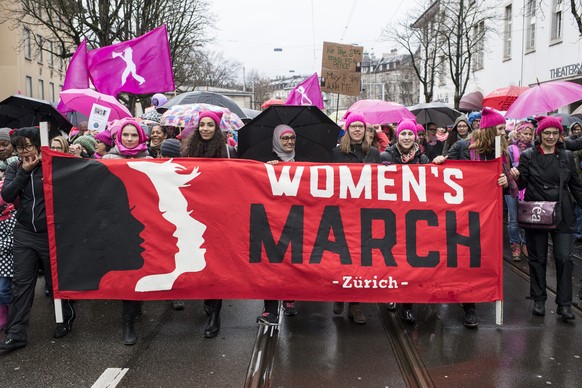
[42,149,503,302]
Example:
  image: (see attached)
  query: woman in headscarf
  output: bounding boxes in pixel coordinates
[103,118,151,345]
[257,125,298,326]
[181,110,236,338]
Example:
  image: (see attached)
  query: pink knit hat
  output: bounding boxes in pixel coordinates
[198,110,224,127]
[515,121,534,134]
[344,112,367,130]
[94,130,113,147]
[396,119,418,139]
[416,124,425,133]
[535,116,563,136]
[480,107,505,129]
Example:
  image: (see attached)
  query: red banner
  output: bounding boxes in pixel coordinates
[42,149,503,303]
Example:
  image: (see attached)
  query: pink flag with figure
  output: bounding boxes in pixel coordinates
[88,25,175,97]
[57,39,89,115]
[285,73,324,109]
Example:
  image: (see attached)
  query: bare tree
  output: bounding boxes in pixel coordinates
[245,69,272,111]
[382,0,442,103]
[439,0,497,109]
[0,0,213,112]
[570,0,582,35]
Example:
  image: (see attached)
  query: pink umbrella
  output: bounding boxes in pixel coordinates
[344,99,415,125]
[505,81,582,119]
[59,88,132,121]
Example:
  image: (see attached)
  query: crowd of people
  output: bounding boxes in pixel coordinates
[0,100,581,351]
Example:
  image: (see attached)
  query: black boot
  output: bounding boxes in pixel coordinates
[204,299,222,338]
[463,303,479,328]
[122,301,139,345]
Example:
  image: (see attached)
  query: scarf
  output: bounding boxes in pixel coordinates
[272,124,296,162]
[397,142,419,164]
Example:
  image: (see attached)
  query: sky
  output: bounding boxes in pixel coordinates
[209,0,418,81]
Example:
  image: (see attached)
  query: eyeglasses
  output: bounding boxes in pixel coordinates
[541,131,560,137]
[16,144,35,152]
[280,136,296,142]
[50,146,63,151]
[349,124,365,129]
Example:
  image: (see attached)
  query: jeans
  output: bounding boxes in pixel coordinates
[0,276,11,305]
[505,195,525,244]
[525,229,574,306]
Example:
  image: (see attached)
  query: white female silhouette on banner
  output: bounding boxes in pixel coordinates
[112,47,146,86]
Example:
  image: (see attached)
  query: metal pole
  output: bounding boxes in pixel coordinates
[495,135,503,326]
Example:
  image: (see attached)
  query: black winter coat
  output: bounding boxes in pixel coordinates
[517,144,582,232]
[380,145,430,165]
[331,144,382,163]
[1,160,46,233]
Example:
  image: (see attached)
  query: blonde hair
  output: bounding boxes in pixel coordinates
[51,136,69,154]
[338,128,372,154]
[470,125,507,156]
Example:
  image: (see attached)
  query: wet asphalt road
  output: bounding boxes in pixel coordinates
[1,243,582,387]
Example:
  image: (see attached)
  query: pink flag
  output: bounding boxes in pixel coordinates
[88,25,175,97]
[57,39,89,115]
[284,73,324,109]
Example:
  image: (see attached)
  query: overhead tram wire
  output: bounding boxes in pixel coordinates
[340,0,359,42]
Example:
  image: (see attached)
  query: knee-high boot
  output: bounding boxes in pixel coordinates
[122,301,139,345]
[203,299,222,338]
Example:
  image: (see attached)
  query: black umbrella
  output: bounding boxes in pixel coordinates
[0,95,72,135]
[237,105,341,163]
[157,91,247,120]
[408,102,463,127]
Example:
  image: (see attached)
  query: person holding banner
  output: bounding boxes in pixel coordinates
[433,107,514,328]
[331,113,381,324]
[103,118,151,345]
[512,116,582,320]
[380,119,430,326]
[0,127,76,350]
[257,125,299,326]
[181,110,237,338]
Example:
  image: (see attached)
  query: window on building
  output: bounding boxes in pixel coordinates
[25,76,33,97]
[38,79,44,100]
[48,41,54,68]
[503,5,512,59]
[36,34,43,64]
[472,21,485,71]
[24,28,32,60]
[49,82,55,102]
[526,0,536,50]
[551,0,563,41]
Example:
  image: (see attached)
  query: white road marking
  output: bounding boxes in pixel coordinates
[91,368,129,388]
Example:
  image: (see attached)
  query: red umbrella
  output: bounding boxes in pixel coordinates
[261,98,285,109]
[344,99,415,124]
[505,81,582,119]
[482,86,528,111]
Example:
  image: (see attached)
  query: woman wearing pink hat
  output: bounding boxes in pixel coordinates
[330,113,381,324]
[181,110,236,338]
[512,116,582,321]
[380,118,429,326]
[103,119,151,345]
[433,107,515,328]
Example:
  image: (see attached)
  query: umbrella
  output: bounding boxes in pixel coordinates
[141,109,162,122]
[159,103,244,134]
[158,91,246,120]
[459,91,483,112]
[408,102,462,127]
[238,105,341,163]
[343,99,415,125]
[241,107,261,124]
[482,86,528,111]
[550,113,582,128]
[505,81,582,119]
[0,95,72,134]
[59,88,132,121]
[261,98,285,109]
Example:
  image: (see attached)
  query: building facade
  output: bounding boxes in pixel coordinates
[428,0,582,113]
[0,19,65,102]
